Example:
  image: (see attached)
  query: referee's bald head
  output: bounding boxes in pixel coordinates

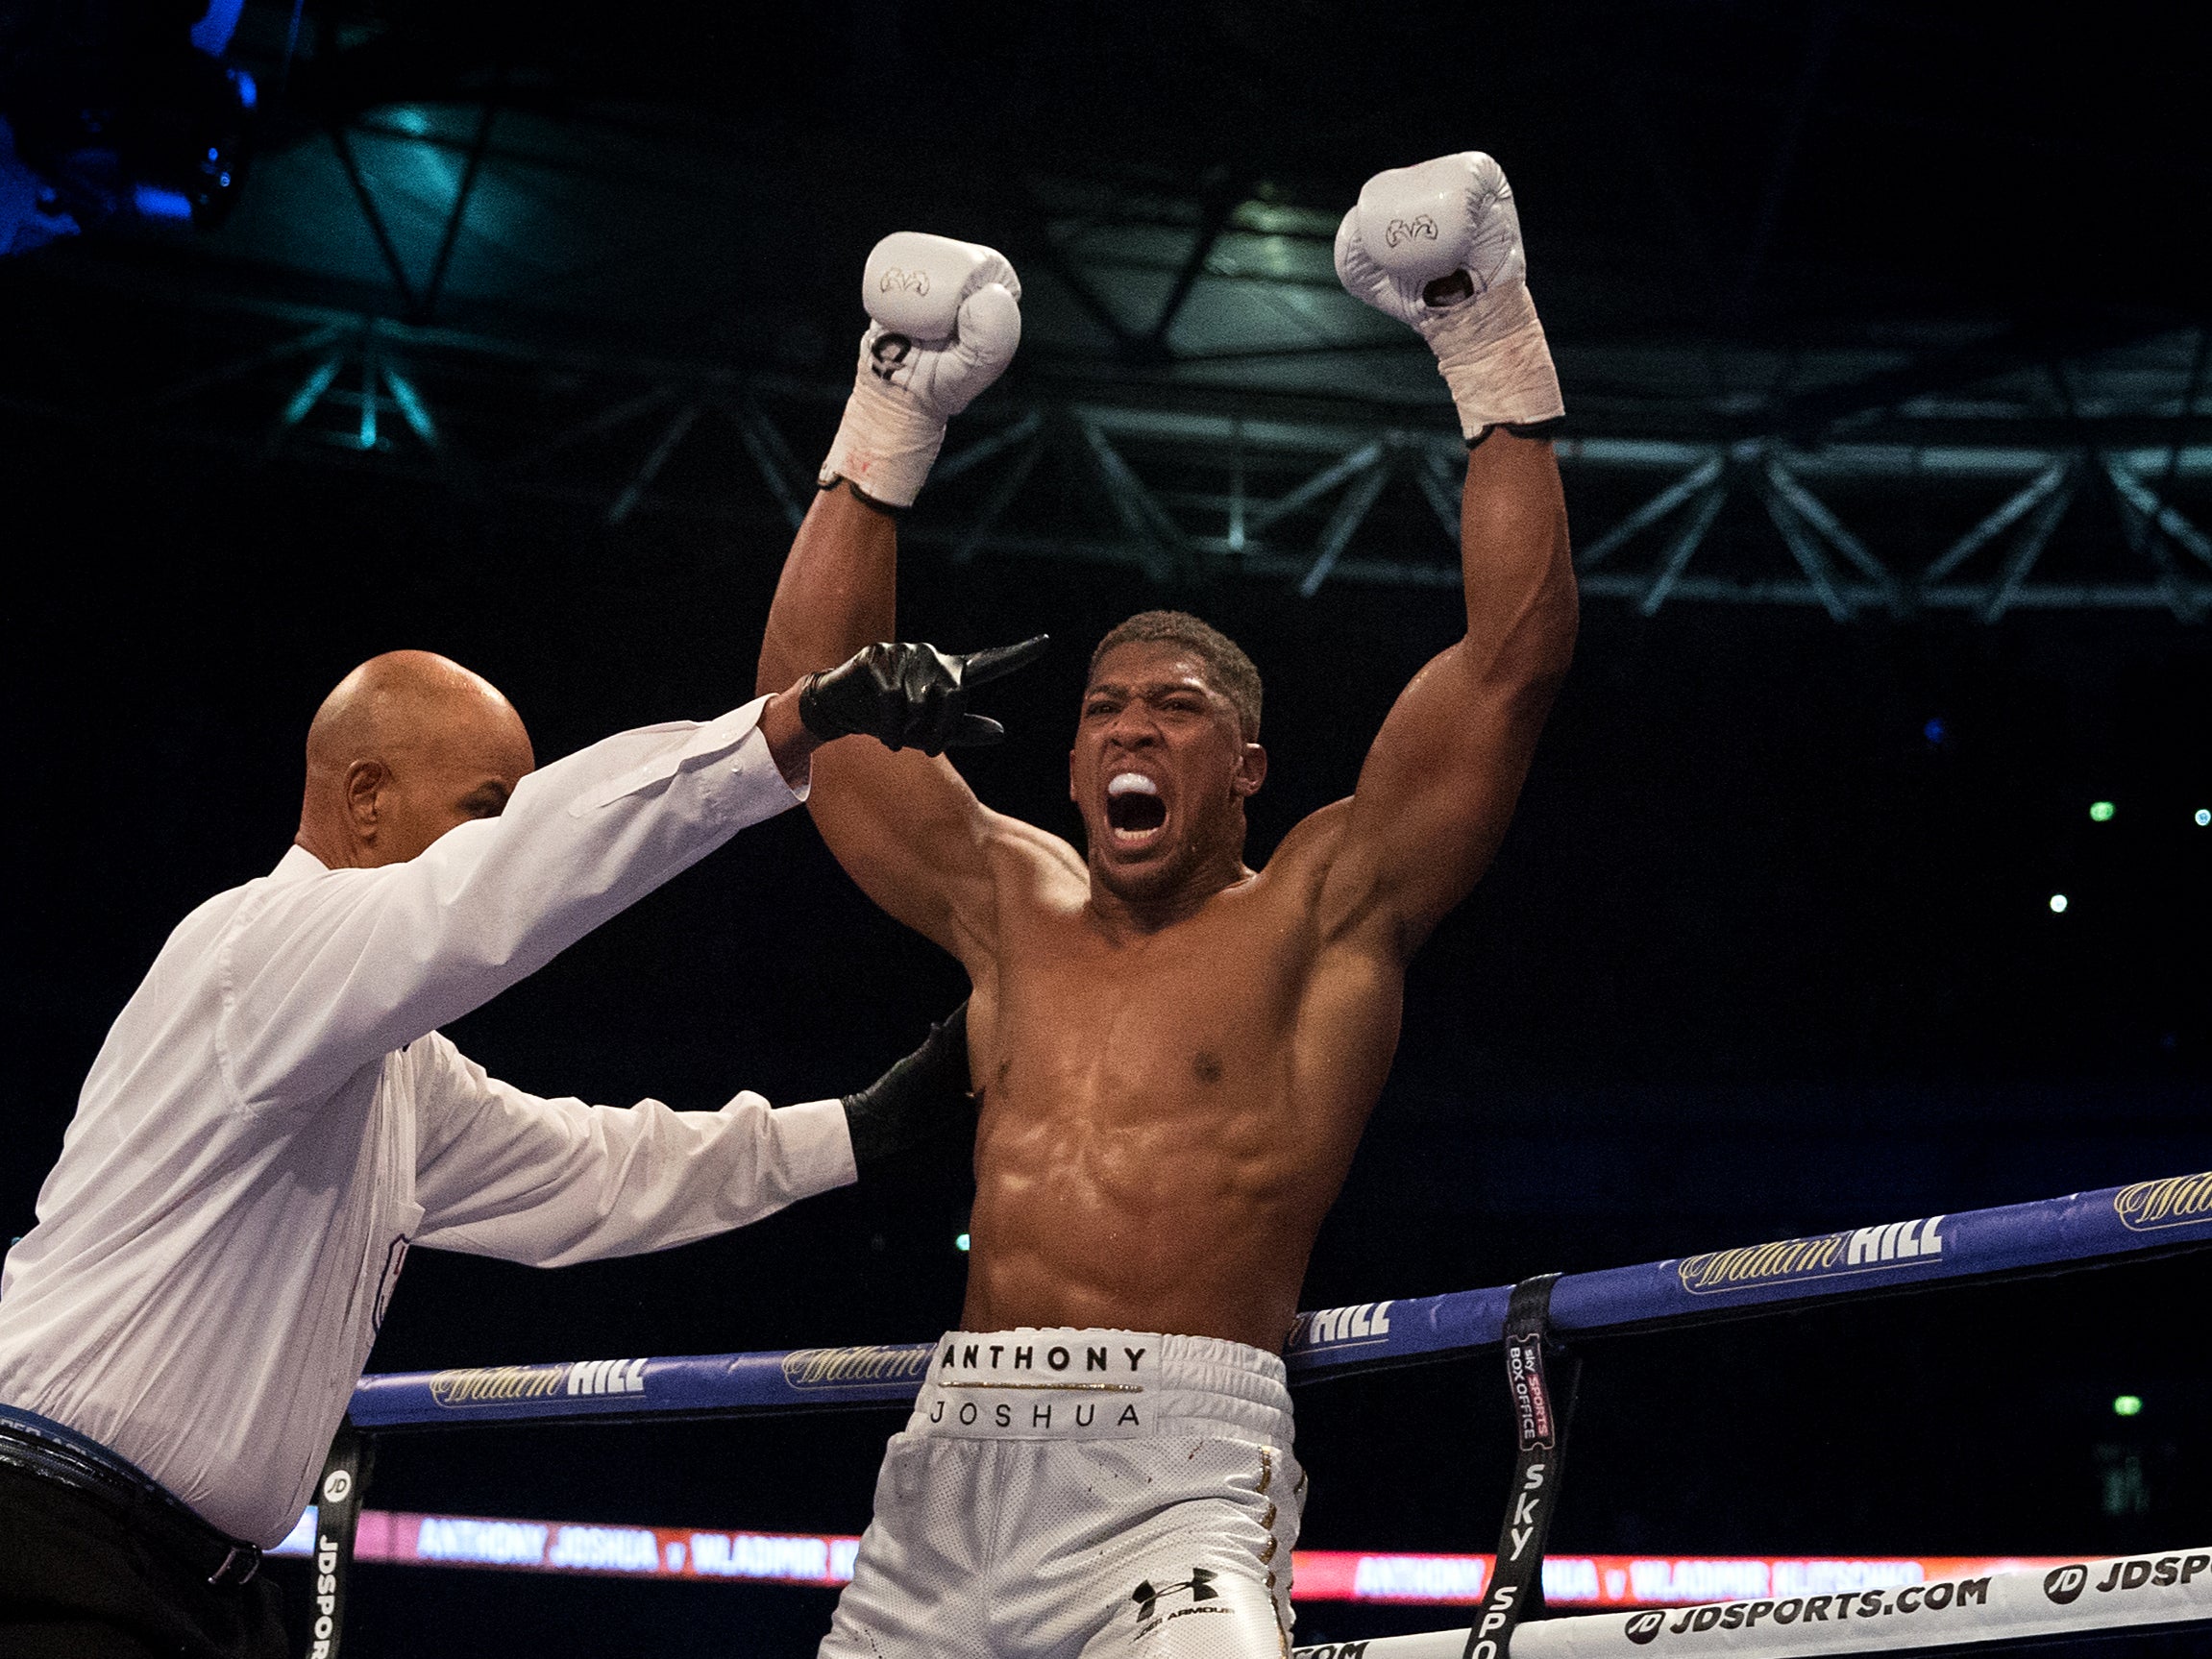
[295,650,534,869]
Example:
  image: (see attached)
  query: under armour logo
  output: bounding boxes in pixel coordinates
[1384,214,1438,249]
[878,266,931,295]
[1132,1568,1217,1621]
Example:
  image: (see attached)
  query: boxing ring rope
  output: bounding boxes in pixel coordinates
[315,1169,2212,1657]
[351,1170,2211,1427]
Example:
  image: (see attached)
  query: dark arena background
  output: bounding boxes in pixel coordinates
[3,4,2208,1655]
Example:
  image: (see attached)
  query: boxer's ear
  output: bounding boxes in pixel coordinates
[1234,743,1267,798]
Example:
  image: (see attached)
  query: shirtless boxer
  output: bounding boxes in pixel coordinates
[760,154,1576,1657]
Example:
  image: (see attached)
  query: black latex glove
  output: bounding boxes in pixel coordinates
[799,637,1048,756]
[841,1001,975,1176]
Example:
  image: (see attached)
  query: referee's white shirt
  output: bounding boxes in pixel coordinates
[0,695,858,1546]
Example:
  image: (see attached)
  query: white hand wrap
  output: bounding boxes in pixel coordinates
[1335,153,1563,439]
[820,232,1022,508]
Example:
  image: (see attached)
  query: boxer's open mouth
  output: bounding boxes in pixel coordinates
[1105,771,1166,843]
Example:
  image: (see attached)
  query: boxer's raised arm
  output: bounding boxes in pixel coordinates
[1318,153,1577,957]
[1323,432,1574,953]
[755,232,1041,964]
[757,488,1013,959]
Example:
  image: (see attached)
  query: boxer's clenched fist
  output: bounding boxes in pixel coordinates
[1336,153,1563,439]
[819,232,1022,509]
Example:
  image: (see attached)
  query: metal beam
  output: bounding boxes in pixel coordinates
[1764,459,1902,611]
[1757,472,1851,622]
[2104,462,2212,570]
[607,401,700,525]
[954,435,1045,566]
[1768,311,2175,439]
[1921,461,2072,584]
[1298,460,1392,598]
[270,354,344,450]
[1574,454,1723,570]
[1413,447,1462,548]
[1981,479,2076,623]
[418,100,500,323]
[511,387,678,473]
[326,127,419,315]
[142,324,347,412]
[728,399,809,531]
[1078,417,1190,580]
[1145,186,1237,351]
[1248,441,1385,537]
[1640,484,1729,616]
[936,409,1044,488]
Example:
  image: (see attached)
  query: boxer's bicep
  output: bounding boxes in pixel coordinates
[1323,439,1575,955]
[1325,633,1565,956]
[805,739,1004,962]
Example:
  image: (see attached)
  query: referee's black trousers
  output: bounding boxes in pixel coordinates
[0,1464,286,1659]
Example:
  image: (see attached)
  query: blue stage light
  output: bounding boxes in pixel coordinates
[1922,719,1946,745]
[131,184,195,221]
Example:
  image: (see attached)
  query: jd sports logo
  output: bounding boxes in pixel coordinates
[1624,1609,1666,1646]
[879,267,931,295]
[1132,1568,1217,1622]
[2045,1565,2088,1604]
[1384,214,1438,248]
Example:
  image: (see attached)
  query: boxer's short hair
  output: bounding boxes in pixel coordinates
[1088,611,1262,741]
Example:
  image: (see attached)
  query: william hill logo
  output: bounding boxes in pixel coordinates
[428,1364,566,1407]
[429,1358,650,1407]
[779,1345,934,1391]
[2114,1173,2212,1232]
[1677,1216,1944,1295]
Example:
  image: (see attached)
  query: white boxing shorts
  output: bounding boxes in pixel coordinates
[820,1328,1305,1658]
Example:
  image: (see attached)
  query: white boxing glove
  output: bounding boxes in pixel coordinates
[819,232,1022,508]
[1335,153,1563,439]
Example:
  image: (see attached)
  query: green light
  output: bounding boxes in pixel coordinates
[2090,801,2115,822]
[2113,1394,2143,1417]
[954,1232,971,1253]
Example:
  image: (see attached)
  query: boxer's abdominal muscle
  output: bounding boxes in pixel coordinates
[958,866,1404,1354]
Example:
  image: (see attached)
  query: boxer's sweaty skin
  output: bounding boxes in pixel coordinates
[759,435,1575,1354]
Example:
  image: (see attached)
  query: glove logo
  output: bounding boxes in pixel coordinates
[1624,1609,1665,1645]
[321,1469,353,1505]
[879,266,932,296]
[1384,213,1438,249]
[868,331,914,381]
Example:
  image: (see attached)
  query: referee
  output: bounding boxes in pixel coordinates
[0,642,1032,1657]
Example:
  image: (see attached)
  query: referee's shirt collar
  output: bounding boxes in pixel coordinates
[272,843,328,881]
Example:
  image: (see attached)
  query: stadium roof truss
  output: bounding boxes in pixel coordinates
[6,84,2209,622]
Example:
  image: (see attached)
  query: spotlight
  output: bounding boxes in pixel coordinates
[2049,893,2069,914]
[2089,801,2115,822]
[954,1232,971,1253]
[0,0,255,251]
[2112,1395,2144,1418]
[1922,718,1947,745]
[2196,809,2209,828]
